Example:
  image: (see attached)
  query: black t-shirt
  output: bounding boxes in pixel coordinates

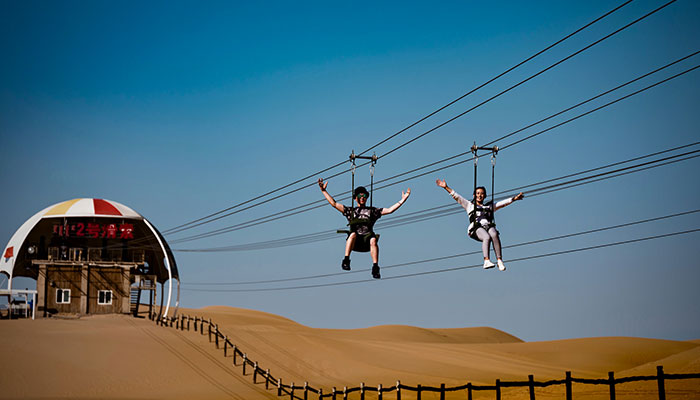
[342,206,383,235]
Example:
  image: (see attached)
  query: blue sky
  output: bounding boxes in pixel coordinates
[1,0,699,342]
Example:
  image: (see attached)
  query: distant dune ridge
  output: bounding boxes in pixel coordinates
[0,306,698,400]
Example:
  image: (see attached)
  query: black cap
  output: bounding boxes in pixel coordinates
[353,186,369,197]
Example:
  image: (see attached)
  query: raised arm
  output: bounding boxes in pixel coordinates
[494,192,525,210]
[436,178,471,212]
[435,179,453,194]
[381,188,411,215]
[318,178,344,213]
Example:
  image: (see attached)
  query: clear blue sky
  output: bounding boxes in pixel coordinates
[1,0,699,342]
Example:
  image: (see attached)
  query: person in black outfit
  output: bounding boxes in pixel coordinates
[318,178,410,279]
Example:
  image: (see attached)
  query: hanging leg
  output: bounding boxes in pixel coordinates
[342,233,356,270]
[475,228,495,269]
[370,236,381,279]
[487,227,506,271]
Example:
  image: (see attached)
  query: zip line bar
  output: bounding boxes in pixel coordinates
[349,150,378,162]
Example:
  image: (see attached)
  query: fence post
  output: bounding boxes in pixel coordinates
[360,382,365,400]
[277,378,282,396]
[242,354,247,375]
[216,325,221,348]
[332,386,337,400]
[304,382,308,400]
[318,388,323,400]
[608,371,616,400]
[657,366,666,400]
[290,382,295,400]
[343,386,348,400]
[495,379,501,400]
[265,369,270,390]
[200,318,204,334]
[396,380,401,400]
[232,345,237,365]
[253,362,258,383]
[566,371,572,400]
[194,317,197,331]
[224,336,228,357]
[528,374,536,400]
[417,383,422,400]
[467,383,472,400]
[440,383,446,400]
[378,384,383,400]
[208,321,212,342]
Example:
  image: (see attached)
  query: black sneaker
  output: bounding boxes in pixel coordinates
[371,265,381,279]
[341,258,351,271]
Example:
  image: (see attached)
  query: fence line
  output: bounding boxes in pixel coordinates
[151,312,699,400]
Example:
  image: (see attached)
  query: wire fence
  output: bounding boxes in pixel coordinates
[151,312,700,400]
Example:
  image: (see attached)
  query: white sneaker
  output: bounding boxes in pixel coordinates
[483,259,495,269]
[497,260,506,271]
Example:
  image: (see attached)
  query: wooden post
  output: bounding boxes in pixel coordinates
[566,371,572,400]
[265,369,270,390]
[208,321,212,342]
[194,317,197,331]
[528,374,536,400]
[608,371,616,400]
[467,383,472,400]
[657,366,666,400]
[396,380,401,400]
[224,336,228,357]
[215,325,219,348]
[304,382,308,400]
[332,386,337,400]
[243,354,247,375]
[290,382,295,400]
[187,316,190,331]
[201,318,204,334]
[417,383,422,400]
[440,383,446,400]
[253,362,259,383]
[175,317,179,330]
[318,388,323,400]
[360,382,365,400]
[378,384,382,400]
[495,379,501,400]
[343,386,348,400]
[232,345,237,365]
[277,378,282,396]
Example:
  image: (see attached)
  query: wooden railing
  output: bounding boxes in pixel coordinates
[151,313,700,400]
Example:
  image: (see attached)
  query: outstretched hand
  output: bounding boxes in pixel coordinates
[435,179,447,188]
[514,192,524,201]
[401,188,411,201]
[318,178,328,191]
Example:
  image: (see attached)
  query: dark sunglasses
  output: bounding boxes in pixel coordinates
[356,193,368,199]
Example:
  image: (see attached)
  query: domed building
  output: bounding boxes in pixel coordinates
[1,198,179,318]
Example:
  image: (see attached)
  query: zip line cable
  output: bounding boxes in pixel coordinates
[182,228,700,292]
[375,0,677,161]
[182,209,700,286]
[354,0,634,157]
[168,61,700,244]
[161,0,640,236]
[172,148,699,250]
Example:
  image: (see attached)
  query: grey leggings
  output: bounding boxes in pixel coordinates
[475,227,502,259]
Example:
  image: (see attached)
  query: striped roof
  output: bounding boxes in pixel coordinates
[42,198,142,219]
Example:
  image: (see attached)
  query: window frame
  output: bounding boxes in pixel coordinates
[97,290,113,305]
[56,288,71,304]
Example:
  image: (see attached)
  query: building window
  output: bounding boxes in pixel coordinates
[56,289,71,304]
[98,290,112,305]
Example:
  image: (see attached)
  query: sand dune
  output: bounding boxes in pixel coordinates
[1,306,698,400]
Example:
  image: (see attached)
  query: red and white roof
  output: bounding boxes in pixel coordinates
[41,198,142,219]
[1,198,144,278]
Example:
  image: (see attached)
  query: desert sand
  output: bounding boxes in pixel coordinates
[1,306,698,399]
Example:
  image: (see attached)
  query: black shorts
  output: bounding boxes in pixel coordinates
[348,232,378,252]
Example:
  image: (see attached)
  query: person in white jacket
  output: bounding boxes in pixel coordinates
[436,179,524,271]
